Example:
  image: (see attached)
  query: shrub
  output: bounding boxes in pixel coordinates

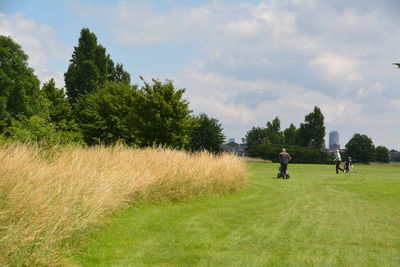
[5,115,83,145]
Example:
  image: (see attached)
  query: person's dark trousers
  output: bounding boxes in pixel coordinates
[281,163,288,178]
[335,161,343,174]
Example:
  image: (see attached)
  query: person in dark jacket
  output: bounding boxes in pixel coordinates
[279,148,292,179]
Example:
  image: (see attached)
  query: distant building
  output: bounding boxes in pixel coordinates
[329,131,340,150]
[228,138,235,143]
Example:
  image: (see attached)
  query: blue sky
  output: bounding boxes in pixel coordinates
[1,0,399,149]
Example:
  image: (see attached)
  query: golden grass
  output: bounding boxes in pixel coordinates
[0,145,247,266]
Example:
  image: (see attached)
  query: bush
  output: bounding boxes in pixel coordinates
[5,115,83,145]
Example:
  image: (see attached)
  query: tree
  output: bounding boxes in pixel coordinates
[133,78,192,148]
[297,106,325,149]
[75,82,138,145]
[243,126,269,157]
[265,117,284,144]
[0,35,48,128]
[110,63,131,85]
[42,79,73,125]
[375,146,389,163]
[188,113,225,153]
[345,133,375,163]
[64,28,130,104]
[283,123,297,145]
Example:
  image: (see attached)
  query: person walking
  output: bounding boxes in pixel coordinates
[333,149,343,174]
[279,148,291,179]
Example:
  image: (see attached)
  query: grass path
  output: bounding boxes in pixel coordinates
[74,163,400,266]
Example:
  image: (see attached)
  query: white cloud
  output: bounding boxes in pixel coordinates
[356,83,385,98]
[390,99,400,110]
[309,54,362,82]
[0,13,69,87]
[92,0,397,148]
[171,66,364,130]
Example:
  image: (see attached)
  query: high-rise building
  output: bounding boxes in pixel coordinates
[228,138,236,143]
[329,131,340,150]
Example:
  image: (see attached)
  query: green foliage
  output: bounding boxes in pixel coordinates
[42,79,74,125]
[0,35,48,127]
[345,133,376,163]
[375,146,389,163]
[244,109,326,159]
[265,117,284,144]
[283,123,297,145]
[391,150,400,162]
[297,106,326,149]
[64,28,130,104]
[188,113,225,153]
[243,126,268,157]
[133,78,192,148]
[75,82,138,145]
[248,144,331,164]
[110,63,131,85]
[5,115,83,145]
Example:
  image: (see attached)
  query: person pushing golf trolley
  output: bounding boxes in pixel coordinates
[278,148,292,179]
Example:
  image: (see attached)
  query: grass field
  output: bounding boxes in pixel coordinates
[74,162,400,266]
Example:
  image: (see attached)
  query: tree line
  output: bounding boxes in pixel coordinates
[242,107,332,163]
[242,107,391,163]
[0,28,225,152]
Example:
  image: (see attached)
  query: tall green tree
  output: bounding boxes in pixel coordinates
[0,35,48,128]
[265,117,284,144]
[42,79,73,125]
[243,127,268,147]
[283,123,297,145]
[375,146,389,163]
[188,113,225,153]
[133,78,192,148]
[297,106,325,149]
[75,82,138,145]
[345,133,375,163]
[64,28,130,104]
[243,126,269,157]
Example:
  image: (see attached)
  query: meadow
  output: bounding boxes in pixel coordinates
[74,162,400,266]
[0,145,247,266]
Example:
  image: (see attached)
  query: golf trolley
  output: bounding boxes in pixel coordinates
[277,166,290,179]
[343,157,357,174]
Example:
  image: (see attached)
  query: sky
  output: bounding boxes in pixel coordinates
[1,0,399,149]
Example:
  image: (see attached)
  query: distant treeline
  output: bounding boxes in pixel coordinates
[247,144,332,164]
[241,109,391,164]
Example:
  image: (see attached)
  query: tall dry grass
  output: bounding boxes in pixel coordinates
[0,144,247,266]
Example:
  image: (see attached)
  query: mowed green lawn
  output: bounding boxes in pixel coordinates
[74,163,400,266]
